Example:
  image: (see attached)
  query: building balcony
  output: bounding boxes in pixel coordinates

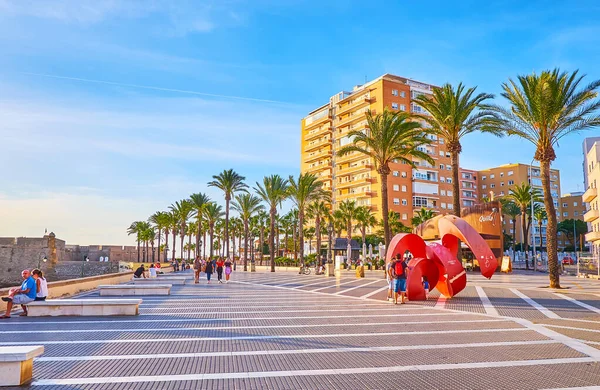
[585,231,600,242]
[304,149,332,163]
[304,126,332,142]
[336,177,376,190]
[304,138,331,152]
[583,187,597,203]
[336,151,365,165]
[336,96,373,116]
[584,209,599,223]
[337,122,369,135]
[337,109,376,128]
[304,114,332,130]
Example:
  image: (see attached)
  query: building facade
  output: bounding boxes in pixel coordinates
[459,168,480,208]
[583,138,600,257]
[301,74,455,227]
[477,163,561,249]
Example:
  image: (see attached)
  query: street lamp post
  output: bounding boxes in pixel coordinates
[37,253,47,269]
[530,160,537,272]
[327,221,333,264]
[81,256,89,277]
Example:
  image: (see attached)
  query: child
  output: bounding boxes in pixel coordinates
[422,276,429,298]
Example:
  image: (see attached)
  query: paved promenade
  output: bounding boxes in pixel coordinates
[2,270,600,389]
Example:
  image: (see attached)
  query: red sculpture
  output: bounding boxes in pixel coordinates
[385,215,498,300]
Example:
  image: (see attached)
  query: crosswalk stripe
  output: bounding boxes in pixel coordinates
[510,288,560,319]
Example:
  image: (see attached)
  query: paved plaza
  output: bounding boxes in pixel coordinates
[3,270,600,389]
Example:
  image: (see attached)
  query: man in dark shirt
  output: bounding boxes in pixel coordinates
[133,265,146,279]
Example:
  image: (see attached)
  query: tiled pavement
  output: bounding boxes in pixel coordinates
[3,270,600,389]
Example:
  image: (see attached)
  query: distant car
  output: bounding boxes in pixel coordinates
[562,257,574,265]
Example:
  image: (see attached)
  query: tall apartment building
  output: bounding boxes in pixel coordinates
[560,193,586,221]
[301,74,454,227]
[477,163,561,249]
[459,168,480,208]
[583,138,600,257]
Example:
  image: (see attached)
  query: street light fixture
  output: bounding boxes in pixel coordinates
[37,253,47,269]
[81,256,89,277]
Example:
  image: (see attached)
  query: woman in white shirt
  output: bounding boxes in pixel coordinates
[32,269,48,301]
[148,264,157,278]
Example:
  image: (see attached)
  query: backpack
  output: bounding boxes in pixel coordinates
[390,261,404,279]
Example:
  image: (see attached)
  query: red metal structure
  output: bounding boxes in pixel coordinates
[385,215,498,300]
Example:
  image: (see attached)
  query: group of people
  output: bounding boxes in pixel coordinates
[171,260,190,272]
[133,263,163,279]
[1,268,48,318]
[193,256,233,284]
[386,251,428,305]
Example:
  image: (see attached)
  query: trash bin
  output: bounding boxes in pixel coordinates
[356,265,365,278]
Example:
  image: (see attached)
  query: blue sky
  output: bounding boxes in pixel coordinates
[1,0,599,245]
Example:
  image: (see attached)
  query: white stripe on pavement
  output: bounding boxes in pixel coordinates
[0,312,464,326]
[289,280,336,289]
[554,293,600,315]
[333,279,382,295]
[0,328,529,346]
[510,288,560,319]
[310,279,358,292]
[31,357,595,386]
[360,286,389,299]
[136,307,423,316]
[3,319,507,334]
[475,286,499,316]
[435,295,447,309]
[36,339,558,362]
[544,325,600,334]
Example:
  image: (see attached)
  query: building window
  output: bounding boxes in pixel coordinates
[439,138,444,144]
[500,182,504,186]
[392,89,398,96]
[439,164,445,170]
[400,104,406,111]
[574,211,579,217]
[499,191,504,196]
[402,199,407,206]
[402,213,407,220]
[441,203,446,209]
[574,202,578,207]
[500,172,504,177]
[447,178,452,184]
[482,176,486,180]
[563,212,568,217]
[508,180,514,185]
[393,171,399,177]
[490,174,495,179]
[441,190,446,196]
[393,198,400,205]
[439,151,444,157]
[508,171,513,176]
[447,191,453,196]
[448,204,453,210]
[393,184,399,191]
[491,184,495,188]
[401,185,407,192]
[400,91,406,98]
[392,102,398,110]
[562,203,568,207]
[445,152,451,158]
[401,172,407,178]
[446,165,452,170]
[482,185,487,189]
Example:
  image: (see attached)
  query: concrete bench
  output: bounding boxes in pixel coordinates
[132,277,186,285]
[99,284,171,296]
[25,299,142,317]
[0,346,44,386]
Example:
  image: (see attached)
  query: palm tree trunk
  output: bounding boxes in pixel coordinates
[260,227,265,264]
[151,240,155,263]
[521,211,528,269]
[541,160,560,288]
[203,231,207,259]
[511,218,516,260]
[362,227,367,259]
[347,220,352,264]
[380,171,391,247]
[244,221,249,271]
[451,151,461,217]
[209,227,214,259]
[225,197,230,259]
[157,228,161,263]
[180,231,185,263]
[315,215,321,263]
[275,220,280,257]
[269,207,276,272]
[538,222,543,253]
[196,223,201,258]
[187,233,192,260]
[163,228,169,262]
[172,231,176,261]
[137,239,140,262]
[298,210,305,264]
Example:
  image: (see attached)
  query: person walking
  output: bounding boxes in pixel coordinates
[205,259,213,284]
[386,254,400,302]
[389,253,408,304]
[194,256,202,284]
[33,269,48,301]
[224,258,233,283]
[216,257,225,283]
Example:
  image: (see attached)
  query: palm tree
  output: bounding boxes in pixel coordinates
[190,192,211,257]
[506,183,542,270]
[304,227,315,255]
[127,221,146,262]
[411,207,437,227]
[254,175,290,272]
[186,223,196,260]
[338,200,358,262]
[163,212,175,261]
[306,200,331,263]
[136,222,152,262]
[288,209,299,260]
[337,109,433,246]
[148,211,170,263]
[499,198,521,257]
[377,211,411,238]
[534,205,548,251]
[170,199,194,264]
[413,83,499,216]
[208,169,248,260]
[489,69,600,287]
[203,202,224,259]
[287,173,328,265]
[355,206,377,259]
[232,194,264,271]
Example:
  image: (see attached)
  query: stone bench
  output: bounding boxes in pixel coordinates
[99,284,171,296]
[25,299,142,317]
[0,346,44,386]
[132,277,186,285]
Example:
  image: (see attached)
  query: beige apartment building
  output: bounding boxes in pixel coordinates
[478,163,561,249]
[583,137,600,257]
[300,74,455,227]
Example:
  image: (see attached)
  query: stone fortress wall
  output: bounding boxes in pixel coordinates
[0,233,139,288]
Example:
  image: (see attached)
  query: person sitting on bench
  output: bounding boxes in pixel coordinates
[133,264,146,279]
[1,269,38,318]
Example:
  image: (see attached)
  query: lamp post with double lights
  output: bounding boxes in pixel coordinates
[37,253,47,269]
[81,256,89,277]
